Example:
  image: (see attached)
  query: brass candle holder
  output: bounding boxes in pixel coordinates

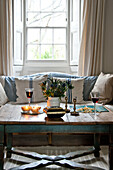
[71,97,79,116]
[65,96,70,113]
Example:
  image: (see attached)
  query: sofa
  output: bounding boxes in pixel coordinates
[0,71,113,146]
[0,72,98,104]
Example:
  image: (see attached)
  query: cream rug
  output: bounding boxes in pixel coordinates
[4,146,109,170]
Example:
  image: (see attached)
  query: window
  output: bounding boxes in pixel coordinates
[26,0,67,60]
[13,0,83,73]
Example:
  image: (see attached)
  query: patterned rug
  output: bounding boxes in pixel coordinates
[4,146,109,170]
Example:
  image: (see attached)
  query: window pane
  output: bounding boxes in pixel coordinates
[27,12,41,26]
[53,0,66,11]
[54,29,66,44]
[27,0,40,11]
[27,45,40,60]
[54,45,65,60]
[27,29,40,44]
[41,45,53,59]
[41,29,52,44]
[52,13,67,27]
[40,13,53,27]
[41,0,53,11]
[41,12,66,27]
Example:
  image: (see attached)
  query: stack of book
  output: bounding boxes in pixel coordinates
[43,107,66,118]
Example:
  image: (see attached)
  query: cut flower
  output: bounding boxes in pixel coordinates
[40,78,74,99]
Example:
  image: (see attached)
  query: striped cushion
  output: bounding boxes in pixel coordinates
[15,75,48,104]
[53,77,84,103]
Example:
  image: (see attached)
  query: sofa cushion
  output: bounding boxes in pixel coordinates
[4,76,18,102]
[0,82,8,106]
[83,76,97,101]
[49,72,97,101]
[53,77,84,103]
[49,72,79,79]
[92,72,113,104]
[15,75,47,103]
[15,75,48,104]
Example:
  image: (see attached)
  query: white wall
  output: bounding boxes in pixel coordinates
[103,0,113,73]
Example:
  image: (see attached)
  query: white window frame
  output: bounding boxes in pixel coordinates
[13,0,83,75]
[23,0,69,68]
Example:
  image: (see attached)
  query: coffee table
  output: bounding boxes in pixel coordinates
[0,102,113,170]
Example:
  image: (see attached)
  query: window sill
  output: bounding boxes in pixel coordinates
[13,64,78,76]
[25,60,69,67]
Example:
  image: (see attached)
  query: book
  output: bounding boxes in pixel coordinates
[47,111,66,114]
[43,107,65,114]
[43,107,66,118]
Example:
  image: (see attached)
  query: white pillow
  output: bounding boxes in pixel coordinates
[0,82,8,106]
[71,78,85,103]
[0,76,5,87]
[15,75,47,104]
[92,72,113,104]
[53,77,84,103]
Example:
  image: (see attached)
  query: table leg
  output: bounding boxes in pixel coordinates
[0,125,4,170]
[0,144,4,170]
[109,133,113,170]
[94,133,100,157]
[6,133,13,158]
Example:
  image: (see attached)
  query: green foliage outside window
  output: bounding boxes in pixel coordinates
[31,46,64,60]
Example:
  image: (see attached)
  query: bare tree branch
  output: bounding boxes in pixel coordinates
[28,0,65,26]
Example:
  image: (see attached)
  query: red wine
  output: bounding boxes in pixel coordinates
[26,91,33,98]
[92,97,99,103]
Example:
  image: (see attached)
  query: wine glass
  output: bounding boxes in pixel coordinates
[25,88,34,106]
[90,92,99,116]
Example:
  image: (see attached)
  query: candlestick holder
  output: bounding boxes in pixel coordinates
[65,96,70,113]
[71,97,79,116]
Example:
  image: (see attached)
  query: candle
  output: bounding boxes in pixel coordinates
[21,106,32,112]
[31,105,41,113]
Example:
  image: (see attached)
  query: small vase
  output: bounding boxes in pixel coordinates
[47,97,60,108]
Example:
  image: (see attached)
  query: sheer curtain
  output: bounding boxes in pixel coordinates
[78,0,105,76]
[0,0,13,76]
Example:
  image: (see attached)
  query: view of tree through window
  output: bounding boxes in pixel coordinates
[26,0,67,60]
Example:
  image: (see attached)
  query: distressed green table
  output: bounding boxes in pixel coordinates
[0,103,113,170]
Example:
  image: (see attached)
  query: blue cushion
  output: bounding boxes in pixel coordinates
[83,76,98,101]
[49,72,79,79]
[4,77,17,102]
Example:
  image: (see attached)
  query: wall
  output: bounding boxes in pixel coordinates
[103,0,113,73]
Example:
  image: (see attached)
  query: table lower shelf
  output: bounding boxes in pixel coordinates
[7,147,104,170]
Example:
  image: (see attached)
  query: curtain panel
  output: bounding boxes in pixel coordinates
[0,0,13,76]
[78,0,106,76]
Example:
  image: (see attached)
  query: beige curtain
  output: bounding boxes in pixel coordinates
[0,0,13,76]
[78,0,105,76]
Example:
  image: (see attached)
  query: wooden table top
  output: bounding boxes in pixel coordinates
[0,102,113,125]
